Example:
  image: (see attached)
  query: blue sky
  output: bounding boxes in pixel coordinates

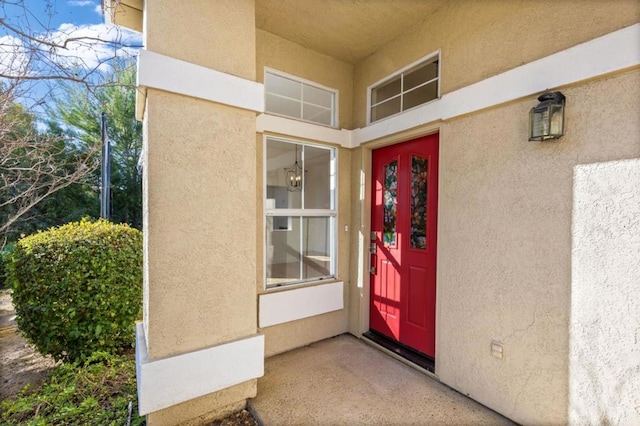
[1,0,142,112]
[24,0,105,29]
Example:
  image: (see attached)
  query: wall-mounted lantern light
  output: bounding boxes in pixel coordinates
[529,91,565,141]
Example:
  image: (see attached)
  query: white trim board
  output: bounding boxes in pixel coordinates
[258,24,640,148]
[351,23,640,146]
[256,114,352,148]
[259,281,344,328]
[135,323,264,415]
[134,24,639,146]
[136,49,264,120]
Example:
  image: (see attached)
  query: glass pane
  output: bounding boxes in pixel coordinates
[372,76,401,104]
[303,145,332,209]
[531,107,549,138]
[404,60,438,91]
[383,160,398,246]
[403,80,438,111]
[266,93,302,119]
[303,84,333,109]
[411,156,428,249]
[303,217,332,280]
[265,139,302,209]
[265,72,301,100]
[267,216,301,286]
[549,105,563,136]
[303,103,332,126]
[371,96,401,122]
[266,186,290,212]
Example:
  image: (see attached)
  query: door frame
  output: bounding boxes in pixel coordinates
[356,127,441,366]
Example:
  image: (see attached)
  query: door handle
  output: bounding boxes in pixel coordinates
[369,252,377,275]
[367,250,376,275]
[369,231,377,274]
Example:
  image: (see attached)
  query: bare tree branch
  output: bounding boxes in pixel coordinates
[0,17,129,50]
[0,0,141,237]
[0,89,101,235]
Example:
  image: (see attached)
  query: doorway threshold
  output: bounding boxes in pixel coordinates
[363,330,435,373]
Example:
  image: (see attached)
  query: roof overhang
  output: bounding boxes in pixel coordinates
[102,1,447,64]
[102,0,143,33]
[256,0,446,64]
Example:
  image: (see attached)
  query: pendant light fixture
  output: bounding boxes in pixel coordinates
[285,144,303,192]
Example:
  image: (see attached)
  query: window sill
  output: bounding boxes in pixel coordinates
[258,281,344,328]
[263,277,338,294]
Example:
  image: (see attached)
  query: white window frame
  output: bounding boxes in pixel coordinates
[366,50,441,125]
[263,136,338,290]
[264,67,339,128]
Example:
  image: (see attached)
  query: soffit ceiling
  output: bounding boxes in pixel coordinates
[117,0,143,11]
[256,0,446,64]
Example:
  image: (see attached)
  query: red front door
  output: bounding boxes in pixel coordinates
[370,134,438,357]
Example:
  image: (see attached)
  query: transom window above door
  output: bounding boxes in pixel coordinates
[264,69,338,127]
[369,52,440,123]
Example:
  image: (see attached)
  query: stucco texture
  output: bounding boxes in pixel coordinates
[139,2,261,422]
[145,0,256,80]
[435,69,640,424]
[352,0,640,127]
[146,380,256,426]
[570,158,640,425]
[136,0,640,422]
[144,89,257,359]
[256,30,354,129]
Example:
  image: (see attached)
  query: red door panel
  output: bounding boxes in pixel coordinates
[370,134,438,357]
[407,266,428,328]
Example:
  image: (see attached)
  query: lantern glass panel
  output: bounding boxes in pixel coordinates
[530,106,550,140]
[549,104,564,137]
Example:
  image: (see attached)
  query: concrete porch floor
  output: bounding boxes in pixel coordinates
[249,334,515,425]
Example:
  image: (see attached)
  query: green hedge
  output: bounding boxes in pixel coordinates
[9,219,142,362]
[0,242,15,290]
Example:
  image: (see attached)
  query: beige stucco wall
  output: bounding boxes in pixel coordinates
[352,0,640,128]
[135,1,638,422]
[145,0,255,80]
[256,138,351,356]
[143,0,257,358]
[146,381,256,426]
[570,158,640,425]
[140,1,259,423]
[434,69,640,424]
[144,90,257,359]
[256,29,354,129]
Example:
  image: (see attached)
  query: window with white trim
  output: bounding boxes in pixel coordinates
[265,137,337,288]
[369,53,440,123]
[264,69,337,127]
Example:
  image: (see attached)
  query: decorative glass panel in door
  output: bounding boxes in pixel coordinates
[383,160,398,246]
[410,156,428,249]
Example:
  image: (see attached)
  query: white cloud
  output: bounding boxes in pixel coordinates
[0,35,28,76]
[94,4,103,15]
[68,1,94,6]
[43,22,142,74]
[0,22,141,103]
